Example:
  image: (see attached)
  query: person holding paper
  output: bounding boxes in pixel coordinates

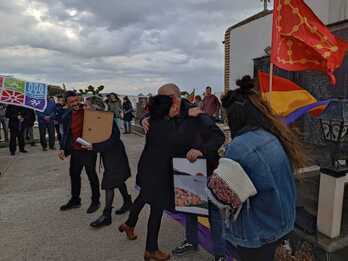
[119,84,225,261]
[160,84,226,261]
[58,91,101,214]
[82,96,132,228]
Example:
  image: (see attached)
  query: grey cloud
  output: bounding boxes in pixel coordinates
[0,0,264,94]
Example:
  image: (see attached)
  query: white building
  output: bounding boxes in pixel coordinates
[224,0,348,91]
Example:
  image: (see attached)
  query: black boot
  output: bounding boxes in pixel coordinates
[60,199,81,211]
[87,201,100,214]
[90,208,112,228]
[115,196,132,215]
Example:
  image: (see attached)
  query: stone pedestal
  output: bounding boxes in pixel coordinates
[293,167,348,260]
[317,169,348,238]
[296,168,348,229]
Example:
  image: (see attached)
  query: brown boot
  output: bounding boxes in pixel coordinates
[144,250,170,261]
[118,224,138,240]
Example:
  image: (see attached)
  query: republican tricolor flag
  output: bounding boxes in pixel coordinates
[258,71,329,124]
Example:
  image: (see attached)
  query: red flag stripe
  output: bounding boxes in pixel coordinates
[258,71,303,92]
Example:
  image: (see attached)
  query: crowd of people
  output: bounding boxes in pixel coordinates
[0,96,64,155]
[0,93,135,155]
[54,77,301,261]
[0,78,302,261]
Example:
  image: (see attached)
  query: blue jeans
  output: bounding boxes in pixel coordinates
[114,117,121,129]
[185,201,226,257]
[124,121,131,133]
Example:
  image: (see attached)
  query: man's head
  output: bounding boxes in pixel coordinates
[206,86,212,96]
[65,91,80,111]
[157,83,181,98]
[57,95,65,105]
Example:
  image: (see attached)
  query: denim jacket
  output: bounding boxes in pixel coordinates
[223,129,296,248]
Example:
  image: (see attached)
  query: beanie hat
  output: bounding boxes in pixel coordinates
[207,158,257,222]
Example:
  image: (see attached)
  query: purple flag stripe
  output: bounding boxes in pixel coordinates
[283,100,330,125]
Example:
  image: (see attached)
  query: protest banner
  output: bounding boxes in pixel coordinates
[0,75,48,112]
[173,158,208,216]
[82,110,114,143]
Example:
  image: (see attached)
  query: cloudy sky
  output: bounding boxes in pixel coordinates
[0,0,269,95]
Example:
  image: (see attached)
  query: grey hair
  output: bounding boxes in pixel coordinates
[86,96,106,111]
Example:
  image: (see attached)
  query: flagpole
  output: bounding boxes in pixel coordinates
[269,62,273,103]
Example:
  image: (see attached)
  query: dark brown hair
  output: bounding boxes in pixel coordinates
[148,95,172,120]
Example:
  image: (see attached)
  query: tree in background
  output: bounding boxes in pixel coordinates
[78,85,104,96]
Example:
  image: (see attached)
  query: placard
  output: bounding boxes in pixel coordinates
[82,110,114,143]
[0,76,48,112]
[173,158,208,216]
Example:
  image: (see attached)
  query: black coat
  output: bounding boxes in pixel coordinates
[136,101,225,210]
[92,124,131,189]
[5,105,26,129]
[137,118,174,210]
[23,109,36,127]
[123,101,134,122]
[170,113,225,176]
[55,104,66,124]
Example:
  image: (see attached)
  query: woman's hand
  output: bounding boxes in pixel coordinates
[186,149,203,163]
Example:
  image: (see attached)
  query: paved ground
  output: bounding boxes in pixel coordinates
[0,134,211,261]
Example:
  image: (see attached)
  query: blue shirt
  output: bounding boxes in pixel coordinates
[36,99,56,125]
[224,129,296,248]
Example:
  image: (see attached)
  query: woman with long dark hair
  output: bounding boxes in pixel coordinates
[220,75,305,261]
[108,93,122,128]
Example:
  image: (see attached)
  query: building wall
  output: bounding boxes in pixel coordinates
[227,0,346,90]
[228,14,272,90]
[329,0,348,24]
